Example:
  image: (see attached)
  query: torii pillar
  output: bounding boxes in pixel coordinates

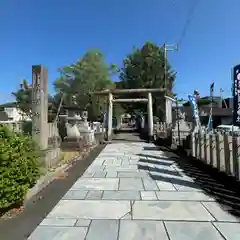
[165,96,175,124]
[147,92,154,142]
[92,88,166,142]
[107,92,113,140]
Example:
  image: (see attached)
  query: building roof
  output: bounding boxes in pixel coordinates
[180,95,232,117]
[176,106,232,117]
[183,96,220,107]
[0,102,16,108]
[201,96,221,102]
[199,106,232,116]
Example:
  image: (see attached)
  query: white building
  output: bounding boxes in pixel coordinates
[3,107,31,121]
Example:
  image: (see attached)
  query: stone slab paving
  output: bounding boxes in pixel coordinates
[28,142,240,240]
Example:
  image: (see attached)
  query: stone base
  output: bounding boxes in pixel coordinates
[95,132,104,144]
[63,136,82,141]
[61,137,84,151]
[81,131,95,146]
[171,144,178,150]
[106,134,112,141]
[41,147,61,168]
[148,135,154,143]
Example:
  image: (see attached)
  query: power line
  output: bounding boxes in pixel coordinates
[177,0,199,48]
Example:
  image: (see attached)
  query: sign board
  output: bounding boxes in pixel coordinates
[233,64,240,125]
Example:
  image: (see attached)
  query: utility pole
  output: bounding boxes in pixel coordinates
[162,43,178,92]
[175,97,181,145]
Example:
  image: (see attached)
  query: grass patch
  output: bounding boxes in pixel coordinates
[60,151,80,164]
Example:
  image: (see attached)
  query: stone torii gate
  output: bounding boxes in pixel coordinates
[92,88,174,141]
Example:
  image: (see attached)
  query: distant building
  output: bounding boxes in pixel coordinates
[0,102,31,121]
[173,96,233,128]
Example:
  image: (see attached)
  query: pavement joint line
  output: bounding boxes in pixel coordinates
[8,136,240,239]
[200,201,218,221]
[0,144,106,240]
[210,222,228,240]
[162,221,171,240]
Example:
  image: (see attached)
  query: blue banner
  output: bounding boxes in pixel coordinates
[207,112,212,131]
[188,95,201,129]
[233,64,240,126]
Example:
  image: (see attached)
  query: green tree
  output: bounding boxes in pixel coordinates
[117,42,176,120]
[54,49,115,121]
[11,80,32,119]
[12,80,60,122]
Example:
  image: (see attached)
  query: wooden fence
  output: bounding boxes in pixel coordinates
[191,132,240,181]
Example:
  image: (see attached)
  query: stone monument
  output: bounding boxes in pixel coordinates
[32,65,48,149]
[78,110,95,145]
[32,65,61,167]
[59,95,82,150]
[172,109,191,146]
[59,94,95,149]
[165,95,175,124]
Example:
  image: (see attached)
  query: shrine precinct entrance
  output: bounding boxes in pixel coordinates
[92,88,174,141]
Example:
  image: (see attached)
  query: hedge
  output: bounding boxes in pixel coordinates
[0,124,41,210]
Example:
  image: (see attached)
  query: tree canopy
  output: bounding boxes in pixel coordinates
[53,50,116,121]
[11,42,177,122]
[116,42,176,119]
[12,80,59,121]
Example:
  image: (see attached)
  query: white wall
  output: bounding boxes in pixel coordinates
[4,107,30,121]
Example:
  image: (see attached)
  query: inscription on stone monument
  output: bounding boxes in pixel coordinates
[32,65,48,149]
[32,74,41,134]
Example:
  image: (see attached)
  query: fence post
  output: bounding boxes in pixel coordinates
[212,133,217,168]
[205,133,210,164]
[236,136,240,181]
[191,132,195,157]
[218,133,225,172]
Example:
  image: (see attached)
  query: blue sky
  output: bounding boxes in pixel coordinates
[0,0,239,103]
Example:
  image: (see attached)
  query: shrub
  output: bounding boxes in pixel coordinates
[0,124,41,210]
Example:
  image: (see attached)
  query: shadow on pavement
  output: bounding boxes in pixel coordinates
[112,139,147,143]
[113,128,138,134]
[112,130,147,143]
[143,146,172,152]
[137,152,240,220]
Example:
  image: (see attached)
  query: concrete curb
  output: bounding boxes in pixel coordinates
[24,144,97,204]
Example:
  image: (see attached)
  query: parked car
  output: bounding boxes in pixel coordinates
[216,125,240,134]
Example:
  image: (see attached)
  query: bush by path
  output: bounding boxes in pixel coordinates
[0,124,41,211]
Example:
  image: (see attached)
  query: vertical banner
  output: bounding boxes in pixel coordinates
[188,95,201,130]
[207,114,212,131]
[233,64,240,126]
[210,82,214,101]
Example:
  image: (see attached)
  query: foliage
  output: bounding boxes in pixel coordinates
[117,42,176,119]
[11,45,177,122]
[11,80,32,119]
[48,93,65,122]
[54,49,115,121]
[0,125,41,210]
[177,98,186,103]
[113,104,125,118]
[12,80,60,122]
[11,50,117,123]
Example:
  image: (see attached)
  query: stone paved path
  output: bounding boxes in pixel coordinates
[28,142,240,239]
